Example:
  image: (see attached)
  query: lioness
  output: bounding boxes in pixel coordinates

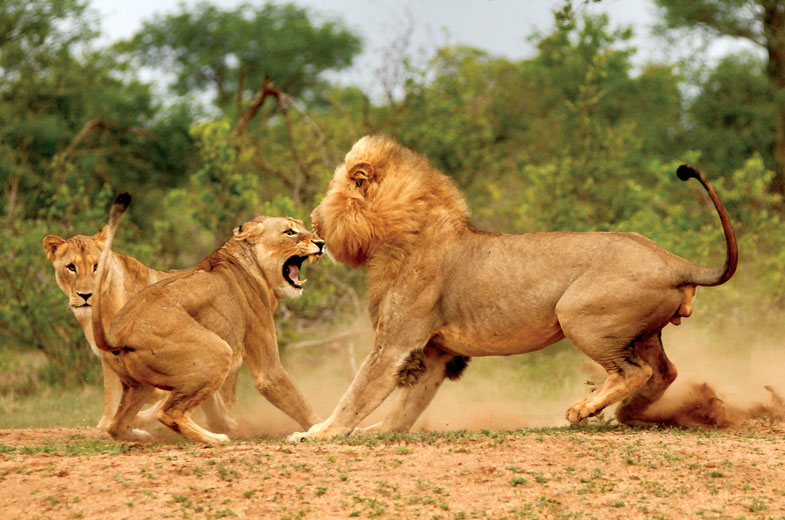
[43,229,238,433]
[92,194,323,445]
[291,134,737,440]
[43,228,173,430]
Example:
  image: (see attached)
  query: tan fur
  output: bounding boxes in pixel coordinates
[43,229,174,430]
[292,135,738,440]
[92,201,323,445]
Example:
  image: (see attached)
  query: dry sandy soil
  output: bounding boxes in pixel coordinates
[1,419,784,520]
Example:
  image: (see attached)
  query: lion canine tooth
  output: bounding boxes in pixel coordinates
[295,279,307,286]
[308,256,314,264]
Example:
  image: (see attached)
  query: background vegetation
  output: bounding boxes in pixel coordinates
[1,0,783,401]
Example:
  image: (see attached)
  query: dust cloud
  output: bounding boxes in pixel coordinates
[224,315,785,438]
[631,324,785,428]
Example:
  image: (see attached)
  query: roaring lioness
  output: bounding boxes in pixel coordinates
[43,229,174,430]
[291,134,737,440]
[92,195,323,445]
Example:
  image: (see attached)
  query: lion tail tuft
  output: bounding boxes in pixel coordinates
[676,164,699,182]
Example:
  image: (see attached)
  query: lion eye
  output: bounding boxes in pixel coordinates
[66,263,76,272]
[284,229,297,236]
[355,180,363,189]
[93,263,98,272]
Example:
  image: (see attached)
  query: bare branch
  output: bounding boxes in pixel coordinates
[234,76,281,136]
[61,119,113,157]
[277,97,310,205]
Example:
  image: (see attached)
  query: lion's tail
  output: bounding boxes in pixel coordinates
[91,193,131,353]
[677,165,738,287]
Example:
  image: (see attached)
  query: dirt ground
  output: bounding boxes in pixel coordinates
[1,419,784,520]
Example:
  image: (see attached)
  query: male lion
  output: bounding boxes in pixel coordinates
[291,134,737,440]
[92,194,323,445]
[43,228,174,430]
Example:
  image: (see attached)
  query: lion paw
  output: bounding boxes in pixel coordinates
[287,421,346,443]
[287,431,309,444]
[566,404,594,424]
[126,429,155,443]
[204,433,230,446]
[353,422,385,434]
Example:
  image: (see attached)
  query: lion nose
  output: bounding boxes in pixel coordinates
[77,292,92,303]
[312,240,325,252]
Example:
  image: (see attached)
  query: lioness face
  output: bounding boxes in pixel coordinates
[232,216,323,299]
[43,229,106,318]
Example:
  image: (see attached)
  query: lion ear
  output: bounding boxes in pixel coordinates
[348,162,376,193]
[233,222,263,240]
[43,235,65,260]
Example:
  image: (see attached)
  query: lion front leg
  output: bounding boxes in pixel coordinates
[356,345,466,434]
[289,344,412,442]
[97,357,123,430]
[289,308,438,442]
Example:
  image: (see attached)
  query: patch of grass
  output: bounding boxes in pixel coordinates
[0,384,104,428]
[5,439,133,457]
[748,497,768,512]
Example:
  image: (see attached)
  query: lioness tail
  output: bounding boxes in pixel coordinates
[677,165,738,287]
[91,193,131,353]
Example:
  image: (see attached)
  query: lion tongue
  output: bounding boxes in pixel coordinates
[288,264,306,286]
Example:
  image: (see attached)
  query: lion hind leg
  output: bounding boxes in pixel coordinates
[135,396,165,426]
[201,391,237,434]
[615,332,678,425]
[567,354,652,424]
[218,364,241,412]
[142,330,233,445]
[157,387,229,446]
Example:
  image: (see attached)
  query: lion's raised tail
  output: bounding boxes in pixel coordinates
[677,165,738,287]
[91,193,131,353]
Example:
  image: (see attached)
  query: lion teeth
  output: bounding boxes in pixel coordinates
[308,256,314,264]
[295,279,307,286]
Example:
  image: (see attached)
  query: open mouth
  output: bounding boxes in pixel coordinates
[283,253,321,289]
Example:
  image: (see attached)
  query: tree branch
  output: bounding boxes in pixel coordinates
[61,119,113,157]
[234,76,281,136]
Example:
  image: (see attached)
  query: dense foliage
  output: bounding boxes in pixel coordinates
[1,0,782,390]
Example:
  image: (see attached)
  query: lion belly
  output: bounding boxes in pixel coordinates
[432,320,565,357]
